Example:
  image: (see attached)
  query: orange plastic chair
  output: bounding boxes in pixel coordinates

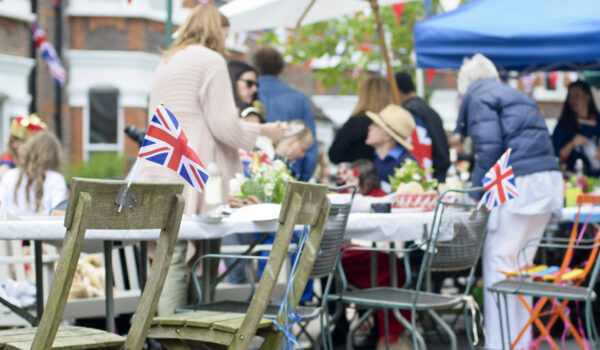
[489,193,600,350]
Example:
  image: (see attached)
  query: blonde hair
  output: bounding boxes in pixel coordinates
[351,75,392,116]
[282,120,313,146]
[164,4,226,59]
[14,131,62,213]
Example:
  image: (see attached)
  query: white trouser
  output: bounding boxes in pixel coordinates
[483,207,552,350]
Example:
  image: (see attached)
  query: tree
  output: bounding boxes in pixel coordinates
[259,2,426,93]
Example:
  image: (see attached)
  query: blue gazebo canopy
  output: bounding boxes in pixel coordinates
[413,0,600,71]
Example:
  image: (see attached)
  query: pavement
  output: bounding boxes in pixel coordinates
[293,312,584,350]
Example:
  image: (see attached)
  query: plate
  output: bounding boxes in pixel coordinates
[195,214,225,224]
[229,203,281,222]
[391,207,423,214]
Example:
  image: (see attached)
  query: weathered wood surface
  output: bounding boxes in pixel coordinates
[66,178,184,230]
[0,178,185,350]
[0,325,124,350]
[148,181,331,350]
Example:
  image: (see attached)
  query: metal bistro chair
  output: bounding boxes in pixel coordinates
[147,181,331,349]
[175,185,355,349]
[488,193,600,350]
[329,188,489,350]
[0,178,185,350]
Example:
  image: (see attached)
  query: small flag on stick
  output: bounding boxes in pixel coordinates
[479,148,519,211]
[138,104,209,192]
[31,22,67,86]
[118,104,209,211]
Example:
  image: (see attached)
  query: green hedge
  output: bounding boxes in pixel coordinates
[66,152,126,184]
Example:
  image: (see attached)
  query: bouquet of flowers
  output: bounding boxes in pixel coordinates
[389,159,438,211]
[230,160,292,204]
[389,159,437,194]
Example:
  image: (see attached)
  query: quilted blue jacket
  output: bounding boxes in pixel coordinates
[455,79,559,198]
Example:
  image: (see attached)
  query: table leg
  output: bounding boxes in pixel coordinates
[34,240,43,325]
[104,241,114,333]
[139,241,147,290]
[201,240,211,304]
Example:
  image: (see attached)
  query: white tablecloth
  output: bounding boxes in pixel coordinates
[0,211,434,252]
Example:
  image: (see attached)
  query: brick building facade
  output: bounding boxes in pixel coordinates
[0,0,216,165]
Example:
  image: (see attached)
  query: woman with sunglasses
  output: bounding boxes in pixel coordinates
[227,60,265,123]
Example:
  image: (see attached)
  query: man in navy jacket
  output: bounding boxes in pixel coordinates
[252,46,317,181]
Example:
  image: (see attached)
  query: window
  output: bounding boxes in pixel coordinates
[89,88,118,144]
[86,87,122,159]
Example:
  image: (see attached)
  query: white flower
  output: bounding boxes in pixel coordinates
[264,182,275,197]
[412,173,422,181]
[229,174,243,194]
[272,160,287,171]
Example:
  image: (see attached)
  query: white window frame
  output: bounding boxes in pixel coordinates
[85,86,123,158]
[67,0,190,24]
[68,50,161,161]
[0,0,36,22]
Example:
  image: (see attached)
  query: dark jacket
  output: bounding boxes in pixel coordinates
[455,79,559,198]
[328,113,375,164]
[258,76,316,181]
[404,97,450,182]
[552,114,600,176]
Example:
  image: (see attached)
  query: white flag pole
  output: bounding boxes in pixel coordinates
[118,156,141,212]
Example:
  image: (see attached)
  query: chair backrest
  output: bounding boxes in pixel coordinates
[310,185,355,278]
[416,188,488,295]
[553,193,600,290]
[31,178,184,350]
[230,180,330,349]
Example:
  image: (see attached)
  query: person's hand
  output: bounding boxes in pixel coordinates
[227,195,263,208]
[260,121,289,141]
[246,195,262,204]
[228,197,245,208]
[573,134,590,147]
[595,146,600,161]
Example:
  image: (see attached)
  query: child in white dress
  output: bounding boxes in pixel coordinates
[0,131,67,215]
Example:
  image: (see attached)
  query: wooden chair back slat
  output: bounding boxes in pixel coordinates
[278,181,329,225]
[65,179,184,230]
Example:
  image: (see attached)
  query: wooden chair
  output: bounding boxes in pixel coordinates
[147,180,331,350]
[0,178,185,350]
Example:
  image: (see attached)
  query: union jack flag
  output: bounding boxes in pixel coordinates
[31,22,66,86]
[408,115,433,179]
[139,105,209,192]
[481,148,519,211]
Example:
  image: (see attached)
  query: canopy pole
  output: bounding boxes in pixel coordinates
[296,0,316,28]
[369,0,402,105]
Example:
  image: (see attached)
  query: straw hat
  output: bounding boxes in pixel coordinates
[366,104,415,151]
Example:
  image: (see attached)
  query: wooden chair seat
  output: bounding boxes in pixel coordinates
[0,325,124,350]
[149,311,274,346]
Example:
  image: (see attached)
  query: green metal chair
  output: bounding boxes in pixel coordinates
[325,187,489,350]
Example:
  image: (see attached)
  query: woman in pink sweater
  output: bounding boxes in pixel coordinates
[138,4,286,315]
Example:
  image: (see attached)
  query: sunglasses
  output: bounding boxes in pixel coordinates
[239,79,259,88]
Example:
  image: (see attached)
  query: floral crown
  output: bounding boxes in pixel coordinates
[10,114,47,140]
